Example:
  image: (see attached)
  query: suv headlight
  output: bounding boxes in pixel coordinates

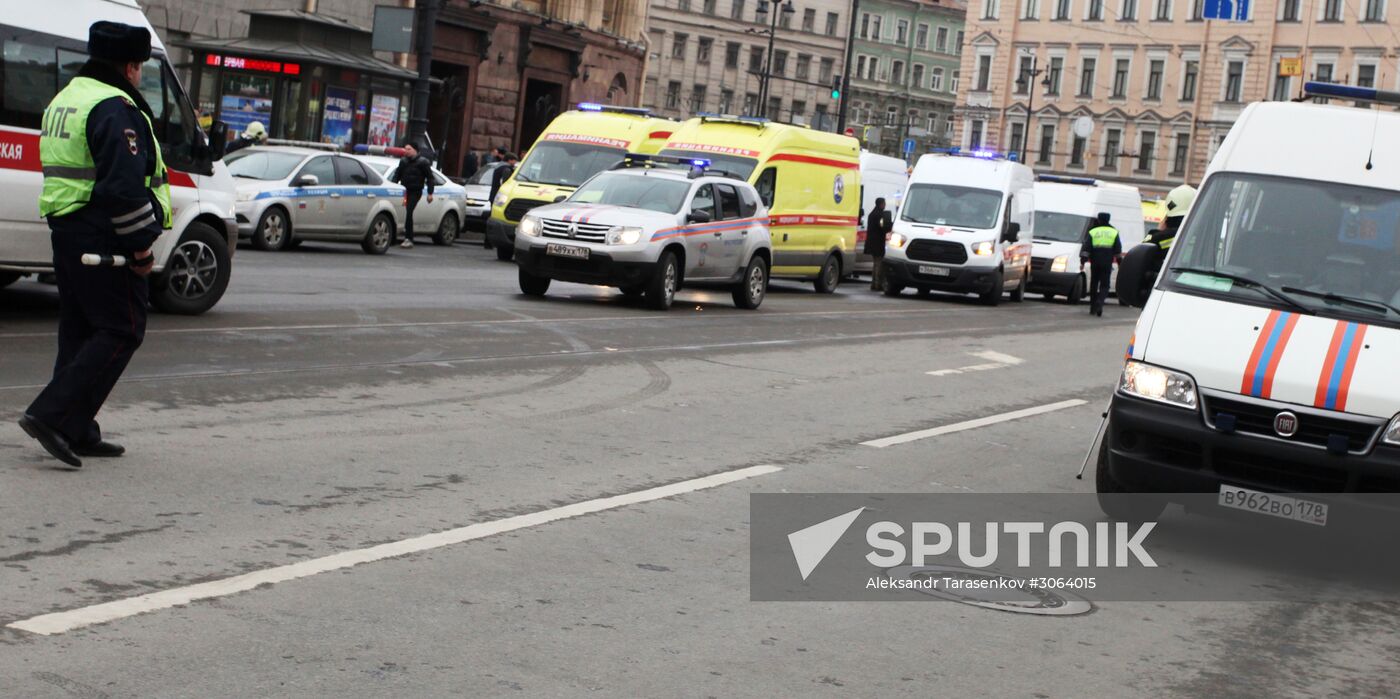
[1051,255,1068,272]
[972,241,995,256]
[518,215,542,238]
[1119,360,1198,410]
[1384,415,1400,445]
[236,190,257,203]
[888,232,908,249]
[607,226,643,246]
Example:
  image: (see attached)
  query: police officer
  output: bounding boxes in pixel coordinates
[17,22,170,469]
[1081,212,1121,317]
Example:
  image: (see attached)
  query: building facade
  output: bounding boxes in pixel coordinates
[846,0,967,160]
[643,0,851,129]
[952,0,1400,196]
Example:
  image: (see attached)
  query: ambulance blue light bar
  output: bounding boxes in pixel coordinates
[1303,81,1400,105]
[1037,174,1098,185]
[614,153,712,175]
[930,147,1019,162]
[696,112,770,125]
[576,103,653,116]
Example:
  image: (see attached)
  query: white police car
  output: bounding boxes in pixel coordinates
[515,154,773,310]
[357,154,468,246]
[229,145,401,254]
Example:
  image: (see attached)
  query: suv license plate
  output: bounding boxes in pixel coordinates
[1218,485,1328,526]
[546,243,590,260]
[918,265,950,277]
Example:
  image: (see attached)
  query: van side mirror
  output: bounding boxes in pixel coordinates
[207,122,228,161]
[553,195,568,203]
[1115,244,1158,308]
[295,174,319,187]
[1001,222,1021,243]
[688,209,713,224]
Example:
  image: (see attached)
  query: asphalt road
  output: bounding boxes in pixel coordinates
[1,240,1396,697]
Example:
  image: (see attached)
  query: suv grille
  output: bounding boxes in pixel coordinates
[906,239,968,264]
[504,198,549,221]
[541,218,610,243]
[1030,257,1051,272]
[1204,394,1382,453]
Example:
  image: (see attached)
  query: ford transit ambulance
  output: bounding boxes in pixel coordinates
[882,149,1035,305]
[487,104,677,260]
[0,0,235,315]
[1028,175,1145,303]
[855,150,909,275]
[1099,83,1400,521]
[659,115,861,293]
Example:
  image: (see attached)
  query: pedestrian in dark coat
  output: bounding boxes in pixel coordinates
[390,142,435,248]
[461,150,480,180]
[865,198,890,290]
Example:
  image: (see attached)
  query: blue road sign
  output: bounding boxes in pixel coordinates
[903,138,916,154]
[1202,0,1250,20]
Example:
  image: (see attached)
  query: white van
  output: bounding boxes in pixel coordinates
[1029,175,1145,303]
[1099,84,1400,520]
[854,150,908,274]
[882,149,1035,305]
[0,0,235,314]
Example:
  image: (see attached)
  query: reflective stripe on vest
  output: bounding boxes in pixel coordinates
[38,77,172,229]
[1158,235,1175,250]
[1088,225,1119,248]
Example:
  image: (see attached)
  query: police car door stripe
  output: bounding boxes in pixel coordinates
[1241,310,1299,398]
[1314,321,1368,411]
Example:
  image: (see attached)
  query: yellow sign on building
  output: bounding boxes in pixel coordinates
[1279,58,1303,77]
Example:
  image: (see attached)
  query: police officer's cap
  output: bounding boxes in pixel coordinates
[1097,211,1111,223]
[89,21,152,64]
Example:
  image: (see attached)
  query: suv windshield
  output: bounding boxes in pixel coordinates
[226,151,305,181]
[901,184,1003,229]
[514,142,626,188]
[1033,211,1095,243]
[569,173,692,214]
[658,149,760,180]
[1170,172,1400,327]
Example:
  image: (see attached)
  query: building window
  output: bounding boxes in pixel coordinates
[796,54,811,81]
[725,42,740,68]
[935,27,949,52]
[1146,59,1163,100]
[1191,0,1205,18]
[927,114,939,133]
[697,37,713,63]
[1281,0,1300,20]
[1171,134,1189,174]
[1024,0,1041,19]
[743,92,757,115]
[1358,63,1377,87]
[666,81,682,109]
[951,70,960,93]
[732,0,745,20]
[1120,0,1138,19]
[1016,55,1034,94]
[703,0,717,13]
[896,19,910,44]
[983,0,1001,19]
[767,97,782,120]
[792,100,807,118]
[1315,62,1334,82]
[1055,0,1073,19]
[1038,124,1055,165]
[1323,0,1341,20]
[679,0,691,10]
[891,60,905,85]
[1112,58,1130,98]
[1364,0,1385,20]
[1104,128,1121,168]
[819,57,835,82]
[1181,60,1198,100]
[912,64,925,89]
[1070,135,1086,166]
[672,33,688,59]
[1272,70,1291,100]
[970,120,985,149]
[826,11,839,35]
[916,23,929,49]
[720,89,734,113]
[1224,60,1243,102]
[977,55,992,90]
[691,84,707,110]
[772,50,788,78]
[1009,122,1025,156]
[749,47,764,73]
[1088,0,1105,19]
[1079,57,1096,97]
[1154,0,1171,19]
[860,13,883,39]
[955,31,964,54]
[1137,131,1156,172]
[886,105,899,126]
[931,67,945,91]
[802,7,816,31]
[945,115,955,138]
[1046,56,1063,95]
[778,7,793,28]
[814,104,830,130]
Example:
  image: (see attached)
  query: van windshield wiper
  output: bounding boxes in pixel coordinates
[1169,266,1311,313]
[1281,286,1400,317]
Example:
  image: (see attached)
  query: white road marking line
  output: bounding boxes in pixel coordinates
[924,351,1026,377]
[970,350,1024,365]
[860,399,1088,449]
[6,464,783,636]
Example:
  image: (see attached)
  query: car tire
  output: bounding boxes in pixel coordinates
[151,222,231,316]
[0,271,20,288]
[432,213,459,246]
[646,251,680,311]
[1095,420,1167,522]
[1010,271,1027,302]
[362,213,394,255]
[252,207,290,251]
[1067,275,1085,305]
[979,269,1004,306]
[496,245,515,262]
[732,254,768,310]
[813,253,841,294]
[519,267,550,296]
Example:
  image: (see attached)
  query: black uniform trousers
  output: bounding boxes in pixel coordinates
[26,225,147,446]
[1089,260,1113,314]
[402,188,423,243]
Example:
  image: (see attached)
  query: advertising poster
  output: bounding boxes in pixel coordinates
[369,95,400,147]
[321,86,355,146]
[219,95,272,141]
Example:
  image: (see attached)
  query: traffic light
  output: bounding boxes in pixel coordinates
[831,75,842,100]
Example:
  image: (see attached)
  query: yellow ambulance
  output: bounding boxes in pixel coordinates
[659,116,861,292]
[488,104,677,260]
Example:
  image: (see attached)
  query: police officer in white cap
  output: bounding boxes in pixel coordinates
[18,21,170,469]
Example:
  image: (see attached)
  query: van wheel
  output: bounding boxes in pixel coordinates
[432,213,459,246]
[151,222,231,316]
[1095,421,1167,522]
[362,213,394,255]
[1010,271,1027,302]
[979,269,1003,306]
[813,254,841,294]
[1066,275,1085,305]
[732,255,768,310]
[253,207,290,251]
[496,245,515,262]
[519,268,550,296]
[646,251,680,310]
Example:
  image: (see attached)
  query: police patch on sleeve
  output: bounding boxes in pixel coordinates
[124,128,139,155]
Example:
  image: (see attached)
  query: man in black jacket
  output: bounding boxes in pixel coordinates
[390,142,434,249]
[865,198,890,291]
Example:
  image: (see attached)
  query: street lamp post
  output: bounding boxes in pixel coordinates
[836,0,859,134]
[1013,53,1048,164]
[408,0,439,147]
[755,0,794,119]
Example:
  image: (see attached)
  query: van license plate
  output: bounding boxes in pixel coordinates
[918,265,950,277]
[1218,485,1328,526]
[546,243,590,260]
